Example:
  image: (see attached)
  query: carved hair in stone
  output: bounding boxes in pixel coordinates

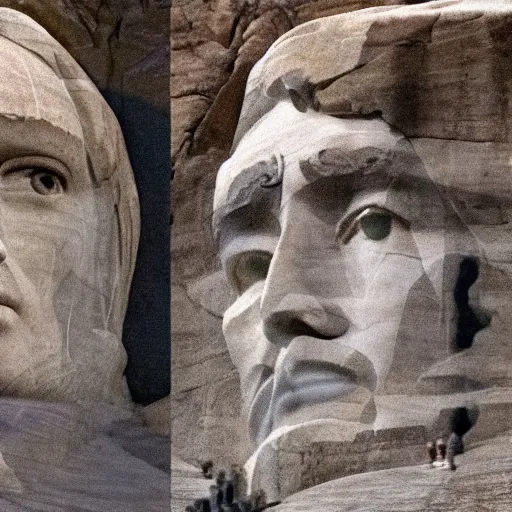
[214,0,512,496]
[0,8,139,404]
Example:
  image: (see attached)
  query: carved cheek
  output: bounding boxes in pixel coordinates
[0,185,103,329]
[223,281,280,405]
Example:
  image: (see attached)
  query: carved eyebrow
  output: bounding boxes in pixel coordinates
[212,155,283,247]
[298,146,394,183]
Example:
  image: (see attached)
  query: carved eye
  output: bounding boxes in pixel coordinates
[30,170,64,195]
[229,251,272,294]
[359,210,393,241]
[338,206,409,244]
[0,157,68,196]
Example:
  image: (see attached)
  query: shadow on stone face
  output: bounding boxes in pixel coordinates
[454,257,489,352]
[450,406,477,438]
[102,89,170,405]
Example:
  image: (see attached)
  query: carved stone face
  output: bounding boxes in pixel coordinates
[214,101,512,446]
[0,14,139,403]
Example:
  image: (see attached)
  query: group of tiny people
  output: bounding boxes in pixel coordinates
[184,462,280,512]
[426,432,464,471]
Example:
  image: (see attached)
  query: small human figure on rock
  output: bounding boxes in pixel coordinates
[431,438,454,470]
[445,443,457,471]
[224,473,234,506]
[227,464,245,503]
[251,489,266,510]
[237,499,253,512]
[215,471,226,508]
[201,460,214,479]
[216,470,226,487]
[208,484,220,512]
[449,406,474,456]
[193,499,211,512]
[448,431,464,456]
[426,441,437,466]
[432,438,447,468]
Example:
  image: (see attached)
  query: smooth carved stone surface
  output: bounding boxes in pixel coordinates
[247,423,428,501]
[0,398,169,511]
[213,0,512,499]
[0,0,170,410]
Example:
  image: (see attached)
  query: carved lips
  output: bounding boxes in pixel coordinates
[248,335,377,444]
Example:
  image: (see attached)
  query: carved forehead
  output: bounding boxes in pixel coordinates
[233,1,512,148]
[214,102,402,214]
[0,37,81,140]
[0,37,86,175]
[214,103,512,222]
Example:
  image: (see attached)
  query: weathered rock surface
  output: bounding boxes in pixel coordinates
[170,456,213,512]
[235,0,512,145]
[272,431,512,512]
[176,4,512,512]
[248,424,428,501]
[0,398,169,511]
[0,0,169,113]
[0,4,169,509]
[0,0,170,408]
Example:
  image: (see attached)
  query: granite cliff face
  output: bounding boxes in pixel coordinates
[0,0,169,112]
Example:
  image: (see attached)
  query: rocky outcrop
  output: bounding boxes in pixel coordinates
[0,398,169,511]
[0,0,168,112]
[248,424,428,501]
[272,431,512,511]
[170,456,213,512]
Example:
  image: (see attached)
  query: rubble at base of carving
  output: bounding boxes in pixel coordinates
[213,0,512,503]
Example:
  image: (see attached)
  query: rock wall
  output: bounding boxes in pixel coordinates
[171,0,411,466]
[0,0,168,111]
[272,430,512,511]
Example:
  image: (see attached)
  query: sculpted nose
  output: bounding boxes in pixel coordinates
[260,208,349,348]
[262,292,349,348]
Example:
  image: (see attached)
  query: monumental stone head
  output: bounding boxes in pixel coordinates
[214,0,512,456]
[0,9,139,404]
